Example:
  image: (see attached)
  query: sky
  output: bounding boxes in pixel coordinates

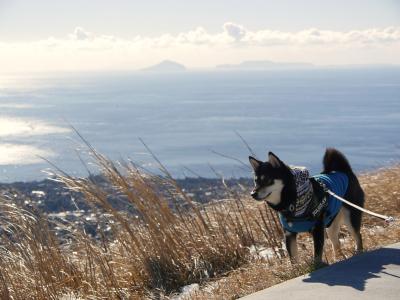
[0,0,400,73]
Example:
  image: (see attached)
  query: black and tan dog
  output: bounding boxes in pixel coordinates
[249,148,364,264]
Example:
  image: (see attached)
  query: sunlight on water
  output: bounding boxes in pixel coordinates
[0,143,54,165]
[0,103,33,109]
[0,117,70,137]
[0,75,27,89]
[0,117,70,167]
[0,74,48,90]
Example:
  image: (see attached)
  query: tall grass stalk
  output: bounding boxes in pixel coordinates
[0,143,284,299]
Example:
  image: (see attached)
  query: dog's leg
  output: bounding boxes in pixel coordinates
[285,230,298,263]
[343,208,363,253]
[312,219,325,266]
[326,209,345,260]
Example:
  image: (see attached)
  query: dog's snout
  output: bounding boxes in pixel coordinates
[251,190,257,198]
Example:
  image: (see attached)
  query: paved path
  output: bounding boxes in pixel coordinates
[241,243,400,300]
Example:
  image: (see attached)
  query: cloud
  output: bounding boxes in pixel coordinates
[0,23,399,72]
[223,22,247,41]
[29,23,400,50]
[120,22,400,47]
[227,24,400,46]
[70,27,93,40]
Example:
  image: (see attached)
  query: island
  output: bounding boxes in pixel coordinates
[141,60,187,72]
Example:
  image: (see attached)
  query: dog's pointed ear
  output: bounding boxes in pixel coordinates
[249,156,261,170]
[268,152,281,168]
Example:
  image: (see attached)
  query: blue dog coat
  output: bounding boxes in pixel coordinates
[279,171,348,233]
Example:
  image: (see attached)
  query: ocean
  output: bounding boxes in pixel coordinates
[0,67,399,182]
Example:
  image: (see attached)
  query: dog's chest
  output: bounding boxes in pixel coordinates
[279,171,349,233]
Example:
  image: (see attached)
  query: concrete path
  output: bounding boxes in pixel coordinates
[241,243,400,300]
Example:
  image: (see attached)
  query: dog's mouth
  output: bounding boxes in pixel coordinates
[253,191,272,201]
[263,192,272,199]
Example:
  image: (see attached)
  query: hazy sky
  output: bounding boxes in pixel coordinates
[1,0,399,72]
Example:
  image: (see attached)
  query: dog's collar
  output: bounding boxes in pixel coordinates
[268,166,326,220]
[289,166,314,216]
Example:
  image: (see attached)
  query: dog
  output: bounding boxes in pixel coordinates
[249,148,364,265]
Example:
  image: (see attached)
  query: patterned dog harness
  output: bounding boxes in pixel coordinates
[279,169,349,233]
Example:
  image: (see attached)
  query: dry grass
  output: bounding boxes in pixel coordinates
[0,144,399,299]
[0,145,285,299]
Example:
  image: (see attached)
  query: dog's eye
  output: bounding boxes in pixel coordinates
[263,178,273,185]
[254,176,263,185]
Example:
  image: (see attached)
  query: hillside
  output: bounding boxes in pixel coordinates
[0,156,398,299]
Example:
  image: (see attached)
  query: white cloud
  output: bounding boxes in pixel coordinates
[70,27,93,40]
[0,23,399,72]
[223,22,247,41]
[229,24,400,46]
[40,23,400,48]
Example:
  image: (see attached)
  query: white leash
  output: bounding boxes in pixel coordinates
[327,190,395,223]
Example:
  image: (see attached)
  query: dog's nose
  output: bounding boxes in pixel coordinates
[251,190,257,198]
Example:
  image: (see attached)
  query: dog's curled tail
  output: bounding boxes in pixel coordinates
[323,148,354,175]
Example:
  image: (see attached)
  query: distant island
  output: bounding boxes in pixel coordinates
[142,60,186,72]
[216,60,314,70]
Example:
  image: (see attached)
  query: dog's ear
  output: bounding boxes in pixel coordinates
[249,156,261,170]
[268,152,281,168]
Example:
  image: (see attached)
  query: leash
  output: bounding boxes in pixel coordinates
[326,189,396,224]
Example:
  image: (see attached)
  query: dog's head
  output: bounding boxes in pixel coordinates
[249,152,292,206]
